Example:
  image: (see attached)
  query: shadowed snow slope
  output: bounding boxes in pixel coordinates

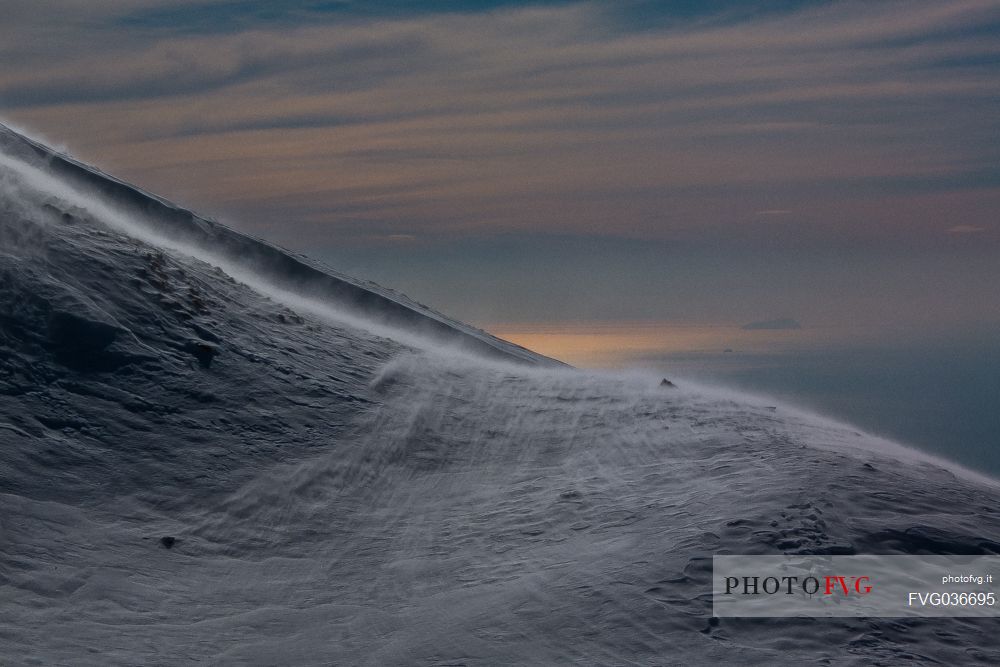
[2,125,1000,665]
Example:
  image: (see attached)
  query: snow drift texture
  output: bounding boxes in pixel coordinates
[1,123,999,666]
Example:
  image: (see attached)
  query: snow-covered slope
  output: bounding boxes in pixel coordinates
[2,126,1000,666]
[0,124,557,367]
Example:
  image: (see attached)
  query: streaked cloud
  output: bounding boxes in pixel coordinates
[1,1,998,328]
[947,224,987,234]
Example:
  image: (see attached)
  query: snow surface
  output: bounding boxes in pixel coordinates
[2,124,1000,665]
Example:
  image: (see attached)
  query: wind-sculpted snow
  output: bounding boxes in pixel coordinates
[0,123,556,366]
[2,126,1000,665]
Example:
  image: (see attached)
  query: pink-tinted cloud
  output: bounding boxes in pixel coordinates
[947,224,987,234]
[1,1,997,249]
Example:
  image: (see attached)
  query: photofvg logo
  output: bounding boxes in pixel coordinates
[723,573,872,597]
[713,555,1000,617]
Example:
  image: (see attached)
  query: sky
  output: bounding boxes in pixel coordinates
[2,0,999,336]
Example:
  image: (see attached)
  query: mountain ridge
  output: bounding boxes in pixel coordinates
[3,123,1000,665]
[0,123,560,367]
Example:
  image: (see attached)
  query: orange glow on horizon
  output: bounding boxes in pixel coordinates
[485,321,829,368]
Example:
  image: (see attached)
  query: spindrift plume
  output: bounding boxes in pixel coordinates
[2,125,1000,665]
